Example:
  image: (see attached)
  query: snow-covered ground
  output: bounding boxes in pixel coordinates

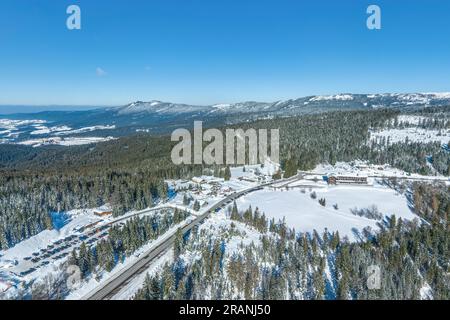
[0,208,110,275]
[67,218,189,300]
[420,283,433,300]
[235,185,417,241]
[313,160,449,182]
[368,114,449,146]
[109,250,173,300]
[200,212,263,255]
[370,127,449,145]
[0,207,114,299]
[0,118,117,147]
[18,136,116,147]
[0,119,47,131]
[30,125,72,135]
[395,115,428,126]
[53,125,115,136]
[1,158,442,299]
[0,204,184,299]
[230,160,280,180]
[117,211,265,300]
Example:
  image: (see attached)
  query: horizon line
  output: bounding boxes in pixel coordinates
[1,90,450,109]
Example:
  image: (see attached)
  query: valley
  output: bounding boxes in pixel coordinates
[0,96,449,300]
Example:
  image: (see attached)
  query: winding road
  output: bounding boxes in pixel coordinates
[82,175,300,300]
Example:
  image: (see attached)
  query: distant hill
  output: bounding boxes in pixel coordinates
[1,93,449,142]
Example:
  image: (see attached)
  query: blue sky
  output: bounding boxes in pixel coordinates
[0,0,449,107]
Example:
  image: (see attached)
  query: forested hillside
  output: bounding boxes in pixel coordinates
[0,108,448,250]
[0,136,195,249]
[234,107,449,176]
[134,183,449,300]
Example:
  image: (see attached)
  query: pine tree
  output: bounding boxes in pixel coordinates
[162,269,175,299]
[193,200,201,212]
[78,242,90,276]
[319,198,326,207]
[231,201,239,220]
[183,193,190,206]
[337,273,349,300]
[224,166,231,181]
[174,228,184,258]
[284,158,298,178]
[148,274,162,300]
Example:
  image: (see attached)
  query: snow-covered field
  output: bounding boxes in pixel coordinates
[235,185,417,241]
[0,119,47,131]
[368,114,450,145]
[18,136,116,147]
[314,160,449,182]
[309,94,354,102]
[0,118,117,147]
[30,125,72,135]
[370,127,449,145]
[230,160,280,180]
[395,115,428,126]
[53,125,115,136]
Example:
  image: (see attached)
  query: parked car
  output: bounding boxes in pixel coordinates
[20,268,36,277]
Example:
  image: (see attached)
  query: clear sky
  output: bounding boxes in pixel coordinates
[0,0,449,107]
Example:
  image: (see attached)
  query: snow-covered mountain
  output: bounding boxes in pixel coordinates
[113,92,450,117]
[115,101,211,115]
[2,93,449,140]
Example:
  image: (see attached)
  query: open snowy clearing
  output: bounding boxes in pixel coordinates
[30,125,72,135]
[370,127,449,145]
[18,136,116,147]
[314,160,449,182]
[235,185,418,241]
[53,125,116,136]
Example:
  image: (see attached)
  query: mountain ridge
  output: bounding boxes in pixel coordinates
[1,92,449,139]
[111,92,450,116]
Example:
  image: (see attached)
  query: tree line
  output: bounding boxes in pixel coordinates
[134,182,449,300]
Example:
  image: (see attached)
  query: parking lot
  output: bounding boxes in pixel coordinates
[17,224,111,277]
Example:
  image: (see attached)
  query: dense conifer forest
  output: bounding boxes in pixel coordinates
[134,182,449,300]
[0,108,448,254]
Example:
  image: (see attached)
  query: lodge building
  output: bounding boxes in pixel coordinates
[327,175,368,185]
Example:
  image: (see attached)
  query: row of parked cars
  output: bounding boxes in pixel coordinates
[20,225,109,276]
[19,227,111,277]
[24,235,80,263]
